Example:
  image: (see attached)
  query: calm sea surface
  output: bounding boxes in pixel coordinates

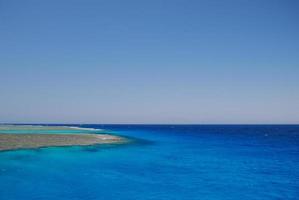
[0,125,299,200]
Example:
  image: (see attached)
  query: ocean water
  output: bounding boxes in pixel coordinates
[0,125,299,200]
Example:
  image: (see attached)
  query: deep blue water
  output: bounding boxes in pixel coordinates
[1,125,299,200]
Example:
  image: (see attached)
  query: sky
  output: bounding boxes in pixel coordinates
[0,0,298,124]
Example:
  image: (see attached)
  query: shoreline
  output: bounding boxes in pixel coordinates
[0,133,126,151]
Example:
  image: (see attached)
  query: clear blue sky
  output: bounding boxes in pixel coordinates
[0,0,298,124]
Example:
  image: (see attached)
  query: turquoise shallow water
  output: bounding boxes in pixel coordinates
[0,126,101,134]
[0,125,299,200]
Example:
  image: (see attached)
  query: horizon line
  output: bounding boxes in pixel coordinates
[1,123,299,126]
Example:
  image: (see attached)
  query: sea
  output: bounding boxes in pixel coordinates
[0,125,299,200]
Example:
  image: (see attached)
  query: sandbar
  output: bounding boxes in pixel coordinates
[0,133,125,151]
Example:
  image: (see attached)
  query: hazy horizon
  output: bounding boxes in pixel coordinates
[1,0,299,124]
[1,122,299,126]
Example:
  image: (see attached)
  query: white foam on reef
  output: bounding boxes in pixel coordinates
[68,126,103,131]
